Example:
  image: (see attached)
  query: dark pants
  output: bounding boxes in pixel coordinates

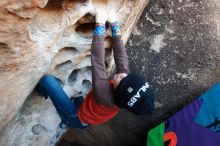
[37,75,88,129]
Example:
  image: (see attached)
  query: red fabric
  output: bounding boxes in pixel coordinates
[77,80,119,125]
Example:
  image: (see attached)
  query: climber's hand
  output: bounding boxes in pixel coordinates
[95,9,108,24]
[95,8,119,24]
[93,1,109,24]
[108,9,118,23]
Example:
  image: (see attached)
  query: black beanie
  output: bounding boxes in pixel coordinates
[114,72,155,115]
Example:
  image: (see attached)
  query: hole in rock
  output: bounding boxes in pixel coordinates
[68,69,80,84]
[53,47,78,65]
[84,66,92,71]
[77,13,95,24]
[55,60,73,71]
[105,22,110,30]
[105,61,109,69]
[0,43,10,51]
[45,0,63,8]
[75,14,110,39]
[105,47,112,56]
[75,22,96,39]
[58,47,79,56]
[32,124,48,135]
[82,79,92,90]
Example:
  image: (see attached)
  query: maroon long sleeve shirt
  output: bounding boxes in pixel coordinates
[77,33,129,124]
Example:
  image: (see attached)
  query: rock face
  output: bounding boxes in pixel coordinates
[127,0,220,116]
[126,0,220,142]
[0,0,149,145]
[60,0,220,145]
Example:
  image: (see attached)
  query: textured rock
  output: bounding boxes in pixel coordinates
[125,0,220,144]
[0,0,149,145]
[127,0,220,114]
[56,0,219,146]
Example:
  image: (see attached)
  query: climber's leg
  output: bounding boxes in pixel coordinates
[37,75,86,129]
[74,96,84,110]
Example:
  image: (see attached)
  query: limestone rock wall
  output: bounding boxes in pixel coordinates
[0,0,149,145]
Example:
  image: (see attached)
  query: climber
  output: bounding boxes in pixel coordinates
[36,10,155,129]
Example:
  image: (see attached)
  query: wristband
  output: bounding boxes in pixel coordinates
[94,23,105,35]
[111,22,121,37]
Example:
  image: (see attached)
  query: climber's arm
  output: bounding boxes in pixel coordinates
[111,22,129,74]
[91,23,115,107]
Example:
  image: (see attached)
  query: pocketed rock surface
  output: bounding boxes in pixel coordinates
[1,0,220,146]
[59,0,220,146]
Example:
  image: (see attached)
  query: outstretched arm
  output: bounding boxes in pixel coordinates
[111,22,129,74]
[91,22,115,107]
